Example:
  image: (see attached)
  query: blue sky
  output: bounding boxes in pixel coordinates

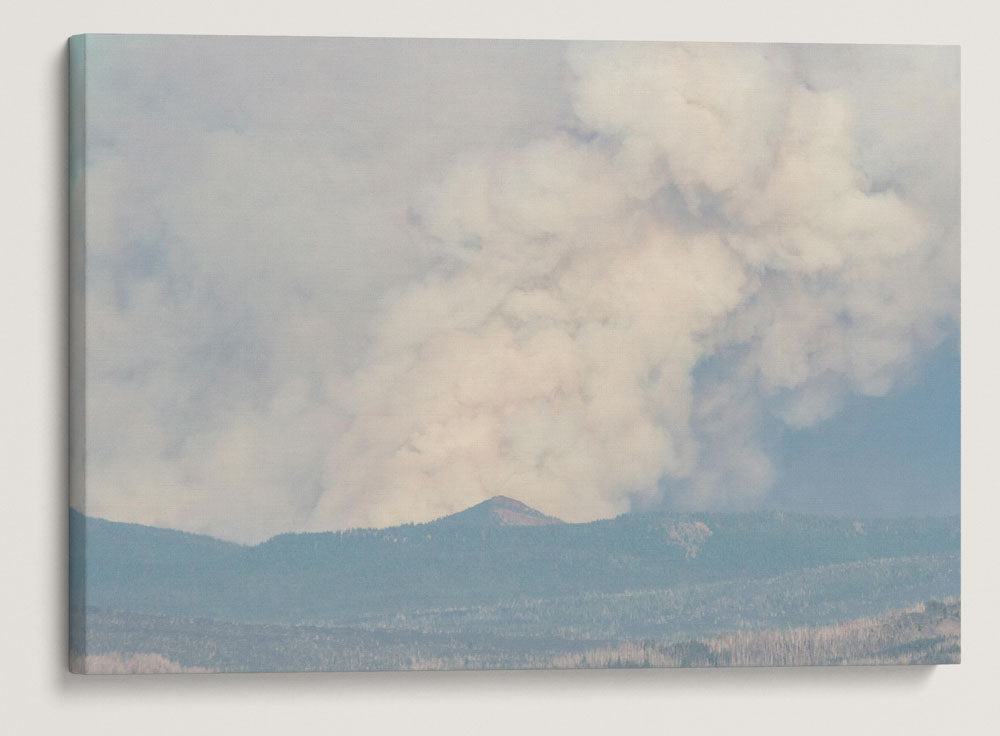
[768,333,959,517]
[77,36,959,542]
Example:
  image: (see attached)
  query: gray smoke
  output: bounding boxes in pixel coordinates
[305,43,959,529]
[82,39,958,542]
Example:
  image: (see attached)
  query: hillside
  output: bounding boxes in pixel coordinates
[431,495,565,527]
[72,598,960,672]
[70,498,959,630]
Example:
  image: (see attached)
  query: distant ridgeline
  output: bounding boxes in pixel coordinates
[70,495,959,635]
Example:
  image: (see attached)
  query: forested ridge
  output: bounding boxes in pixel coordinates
[69,498,959,671]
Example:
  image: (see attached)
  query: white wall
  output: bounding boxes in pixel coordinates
[3,2,997,734]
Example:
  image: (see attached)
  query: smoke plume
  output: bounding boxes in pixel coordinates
[305,43,959,530]
[82,39,958,541]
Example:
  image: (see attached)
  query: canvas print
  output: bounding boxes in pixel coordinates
[68,35,960,673]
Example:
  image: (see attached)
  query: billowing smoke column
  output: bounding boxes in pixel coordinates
[307,43,960,530]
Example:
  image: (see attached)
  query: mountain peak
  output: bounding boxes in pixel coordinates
[441,496,564,527]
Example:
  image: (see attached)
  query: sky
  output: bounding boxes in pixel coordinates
[75,36,960,543]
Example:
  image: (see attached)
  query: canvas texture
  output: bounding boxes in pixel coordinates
[68,35,960,673]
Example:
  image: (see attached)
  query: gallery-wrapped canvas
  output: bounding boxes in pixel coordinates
[68,35,960,673]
